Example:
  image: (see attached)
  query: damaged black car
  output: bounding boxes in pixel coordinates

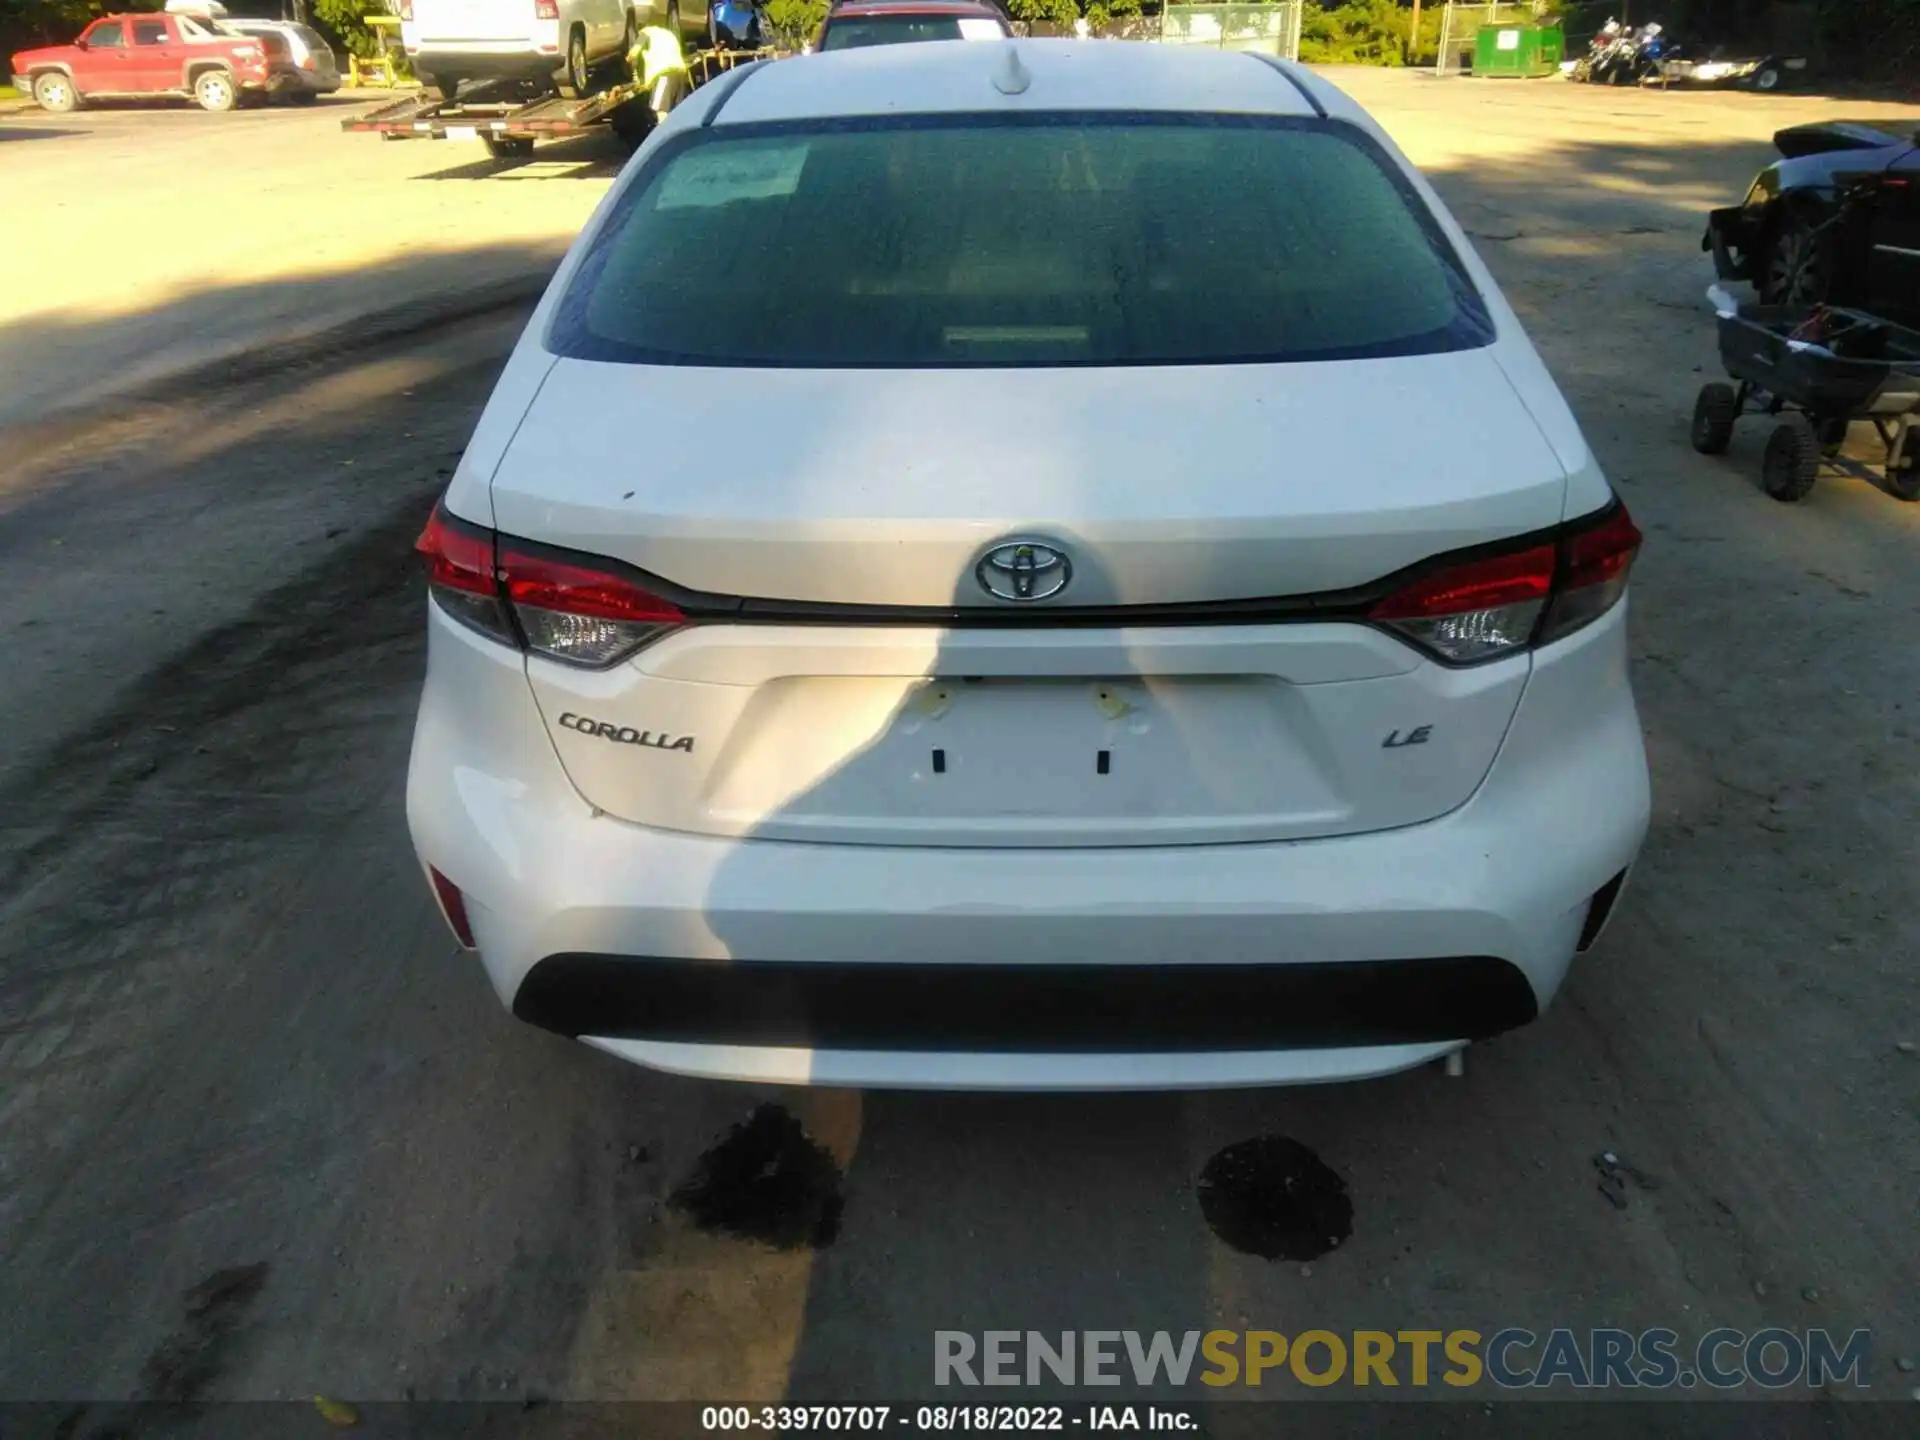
[1705,119,1920,325]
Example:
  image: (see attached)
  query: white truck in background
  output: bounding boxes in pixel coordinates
[400,0,709,99]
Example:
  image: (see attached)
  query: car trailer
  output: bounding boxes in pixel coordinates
[341,46,774,159]
[1691,296,1920,503]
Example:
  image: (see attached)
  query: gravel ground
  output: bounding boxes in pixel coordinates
[0,66,1915,1434]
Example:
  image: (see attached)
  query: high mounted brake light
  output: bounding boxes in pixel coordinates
[415,503,685,668]
[1369,502,1642,664]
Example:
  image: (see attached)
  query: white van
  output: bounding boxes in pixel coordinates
[401,0,639,98]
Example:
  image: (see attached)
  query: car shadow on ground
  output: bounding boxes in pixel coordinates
[413,132,629,182]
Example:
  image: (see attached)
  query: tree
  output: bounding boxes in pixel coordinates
[762,0,827,50]
[310,0,392,59]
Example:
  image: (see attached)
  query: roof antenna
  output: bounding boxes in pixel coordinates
[992,42,1031,97]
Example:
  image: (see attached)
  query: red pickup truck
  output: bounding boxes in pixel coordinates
[11,12,294,113]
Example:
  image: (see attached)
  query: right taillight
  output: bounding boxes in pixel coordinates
[398,0,414,18]
[1538,503,1643,646]
[415,502,685,668]
[1370,501,1641,664]
[534,0,559,17]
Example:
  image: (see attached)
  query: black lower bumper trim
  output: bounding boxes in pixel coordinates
[512,954,1540,1053]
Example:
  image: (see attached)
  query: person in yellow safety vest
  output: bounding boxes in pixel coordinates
[629,25,689,117]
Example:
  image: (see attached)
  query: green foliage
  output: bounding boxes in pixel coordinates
[1006,0,1080,25]
[1085,0,1143,28]
[1299,0,1419,66]
[1,0,137,53]
[763,0,827,49]
[311,0,392,58]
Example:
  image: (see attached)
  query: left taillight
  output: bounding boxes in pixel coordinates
[415,504,517,647]
[1369,501,1642,665]
[414,502,685,668]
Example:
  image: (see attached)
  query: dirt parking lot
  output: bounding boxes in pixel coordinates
[1,65,1917,1432]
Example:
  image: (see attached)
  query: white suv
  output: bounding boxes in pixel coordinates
[407,42,1651,1090]
[401,0,632,97]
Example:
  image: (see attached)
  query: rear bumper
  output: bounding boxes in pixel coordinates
[406,28,565,78]
[408,604,1650,1089]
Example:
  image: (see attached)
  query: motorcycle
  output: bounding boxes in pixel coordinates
[1569,16,1626,82]
[1587,21,1677,86]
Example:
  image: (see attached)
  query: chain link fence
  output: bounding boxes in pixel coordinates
[1157,2,1304,62]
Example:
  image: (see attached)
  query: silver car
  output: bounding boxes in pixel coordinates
[226,20,339,100]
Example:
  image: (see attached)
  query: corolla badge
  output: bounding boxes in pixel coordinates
[976,540,1072,602]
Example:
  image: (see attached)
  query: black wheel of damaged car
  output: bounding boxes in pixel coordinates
[481,134,535,161]
[1761,416,1821,502]
[1760,208,1831,306]
[1691,383,1739,455]
[1885,427,1920,502]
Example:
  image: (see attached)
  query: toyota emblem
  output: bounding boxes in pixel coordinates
[976,540,1072,602]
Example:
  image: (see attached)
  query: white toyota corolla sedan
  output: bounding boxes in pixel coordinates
[408,39,1650,1090]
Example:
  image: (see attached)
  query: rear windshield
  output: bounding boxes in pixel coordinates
[551,115,1494,369]
[820,17,1006,49]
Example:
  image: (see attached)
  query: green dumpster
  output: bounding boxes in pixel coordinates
[1473,24,1565,78]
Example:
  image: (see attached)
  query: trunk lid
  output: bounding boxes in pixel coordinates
[492,351,1566,606]
[497,351,1563,847]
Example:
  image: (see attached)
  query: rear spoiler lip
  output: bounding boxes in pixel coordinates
[1773,120,1915,159]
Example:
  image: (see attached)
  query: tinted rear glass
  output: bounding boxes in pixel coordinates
[819,17,997,49]
[552,115,1494,369]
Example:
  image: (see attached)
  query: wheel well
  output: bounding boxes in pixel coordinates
[187,61,233,83]
[27,64,73,80]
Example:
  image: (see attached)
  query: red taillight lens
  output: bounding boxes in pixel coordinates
[428,866,476,948]
[1369,502,1641,664]
[534,0,559,17]
[399,0,414,18]
[1540,503,1642,645]
[416,505,517,646]
[1370,544,1556,664]
[416,501,685,667]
